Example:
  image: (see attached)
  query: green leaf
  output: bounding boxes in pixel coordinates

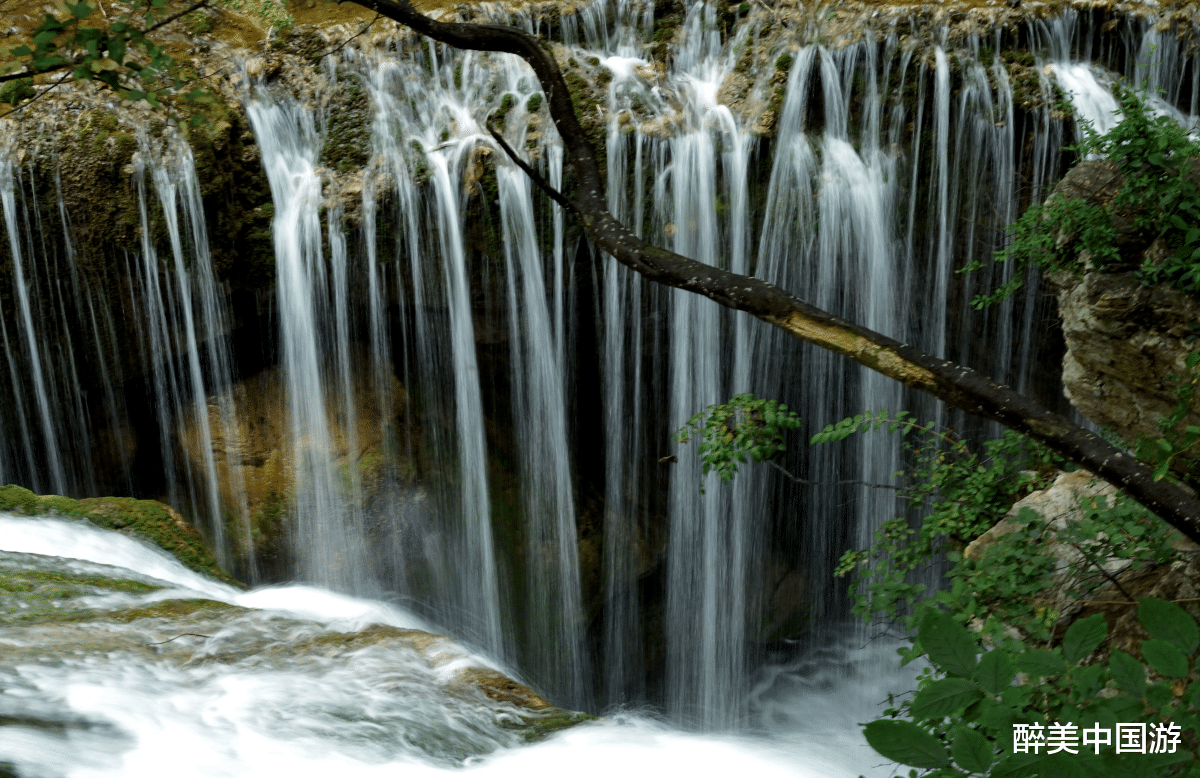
[951,727,994,773]
[10,45,32,56]
[1138,598,1200,654]
[1091,693,1143,725]
[1015,649,1067,678]
[919,610,979,677]
[911,678,984,720]
[67,1,94,19]
[1146,681,1175,707]
[990,753,1042,778]
[1142,638,1190,679]
[976,702,1019,732]
[974,650,1016,695]
[862,720,950,769]
[32,56,68,71]
[1062,613,1107,663]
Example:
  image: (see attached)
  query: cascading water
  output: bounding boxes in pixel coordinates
[3,2,1200,762]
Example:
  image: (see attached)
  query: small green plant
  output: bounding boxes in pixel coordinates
[971,85,1200,306]
[489,92,518,127]
[0,77,35,106]
[3,0,223,121]
[674,392,801,491]
[824,415,1063,626]
[1135,349,1200,487]
[526,93,543,113]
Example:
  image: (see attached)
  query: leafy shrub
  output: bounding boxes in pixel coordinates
[678,397,1200,776]
[674,392,801,491]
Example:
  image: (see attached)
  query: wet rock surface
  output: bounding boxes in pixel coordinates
[1055,270,1200,444]
[0,520,594,763]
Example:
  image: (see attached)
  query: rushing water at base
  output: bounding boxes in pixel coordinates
[0,516,913,778]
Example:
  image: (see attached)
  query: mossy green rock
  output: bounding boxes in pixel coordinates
[0,485,240,587]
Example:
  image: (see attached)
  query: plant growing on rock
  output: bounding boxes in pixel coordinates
[677,398,1200,776]
[972,85,1200,306]
[1,0,215,114]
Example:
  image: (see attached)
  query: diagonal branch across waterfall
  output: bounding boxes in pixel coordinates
[354,0,1200,543]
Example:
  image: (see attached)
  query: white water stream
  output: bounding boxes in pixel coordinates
[3,0,1200,760]
[0,516,908,777]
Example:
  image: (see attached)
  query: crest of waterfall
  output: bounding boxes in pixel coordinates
[5,0,1200,733]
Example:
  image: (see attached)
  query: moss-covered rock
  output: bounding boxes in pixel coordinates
[0,485,240,586]
[0,568,161,596]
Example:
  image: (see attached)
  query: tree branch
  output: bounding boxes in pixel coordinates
[355,0,1200,545]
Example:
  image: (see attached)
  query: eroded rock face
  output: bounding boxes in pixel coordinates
[1055,270,1200,443]
[175,347,410,569]
[1047,159,1200,445]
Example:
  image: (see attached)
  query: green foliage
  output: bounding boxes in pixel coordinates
[674,393,802,492]
[828,417,1062,626]
[1135,349,1200,487]
[676,398,1200,774]
[213,0,293,32]
[0,77,35,106]
[3,0,215,111]
[866,598,1200,776]
[971,85,1200,305]
[819,414,1197,775]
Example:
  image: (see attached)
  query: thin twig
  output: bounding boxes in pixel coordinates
[312,12,382,60]
[487,123,575,211]
[144,0,212,35]
[762,459,911,493]
[1066,541,1138,604]
[149,633,212,644]
[0,72,72,120]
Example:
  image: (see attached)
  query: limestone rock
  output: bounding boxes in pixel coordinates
[175,347,410,566]
[965,469,1200,658]
[1047,159,1200,445]
[1052,264,1200,446]
[965,469,1123,623]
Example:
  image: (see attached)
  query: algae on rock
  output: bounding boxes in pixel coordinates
[0,484,239,586]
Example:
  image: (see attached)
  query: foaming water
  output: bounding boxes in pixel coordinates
[0,516,912,778]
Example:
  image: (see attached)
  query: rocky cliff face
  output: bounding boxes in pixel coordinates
[1055,270,1200,443]
[1050,159,1200,445]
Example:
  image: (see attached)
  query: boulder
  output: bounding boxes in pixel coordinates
[965,469,1200,659]
[0,484,238,586]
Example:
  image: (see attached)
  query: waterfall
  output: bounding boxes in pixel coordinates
[1,161,68,495]
[3,0,1199,733]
